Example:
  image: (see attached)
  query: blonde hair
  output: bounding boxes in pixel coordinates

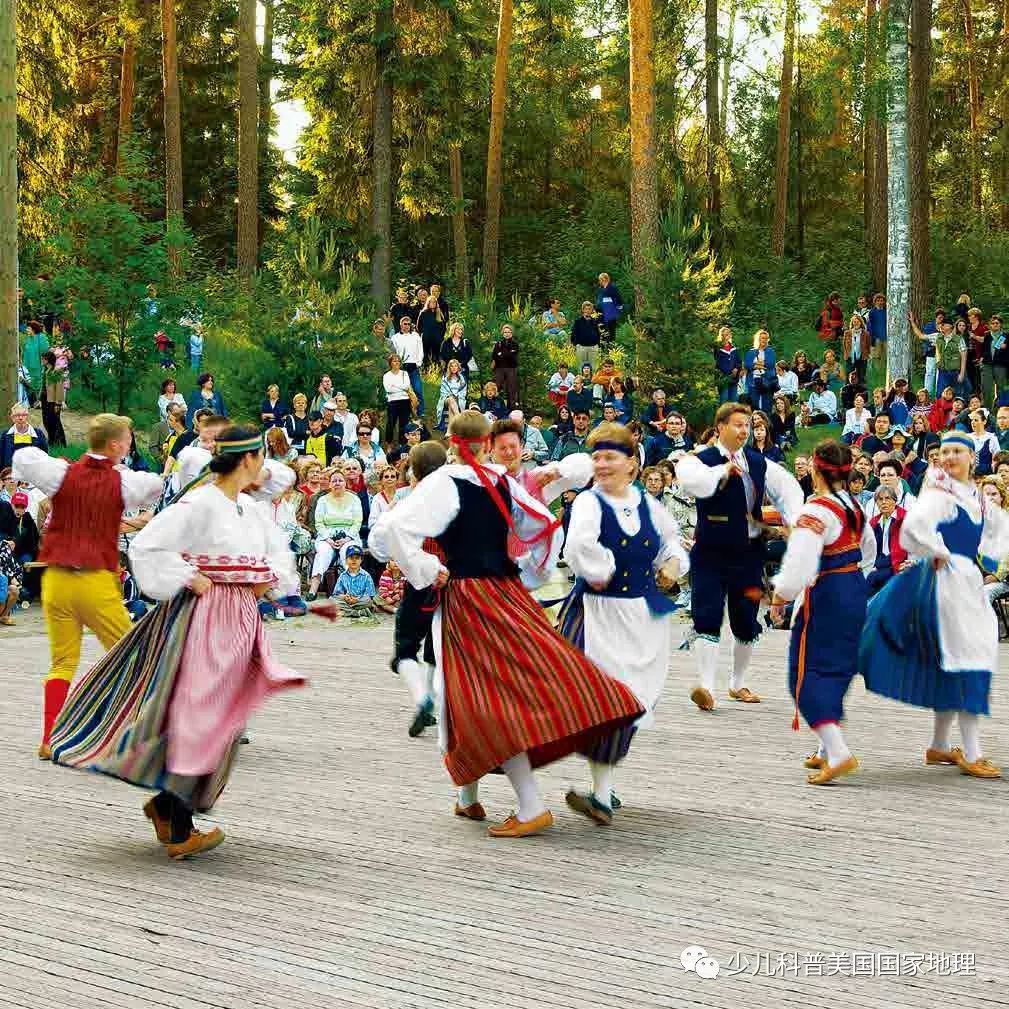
[752,328,770,348]
[449,410,491,445]
[598,272,610,284]
[292,392,308,409]
[850,313,864,328]
[88,413,131,451]
[716,325,732,342]
[980,475,1009,508]
[447,321,464,341]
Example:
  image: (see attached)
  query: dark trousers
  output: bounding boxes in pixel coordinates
[493,366,518,410]
[392,583,436,670]
[386,399,411,447]
[41,397,67,447]
[846,358,867,384]
[690,543,763,643]
[866,559,894,596]
[807,414,833,425]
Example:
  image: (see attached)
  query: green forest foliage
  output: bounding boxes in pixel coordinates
[14,0,1009,430]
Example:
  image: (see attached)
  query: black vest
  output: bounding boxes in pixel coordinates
[693,445,768,551]
[436,477,519,579]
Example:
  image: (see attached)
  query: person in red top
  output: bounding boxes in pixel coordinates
[928,386,957,432]
[13,413,164,758]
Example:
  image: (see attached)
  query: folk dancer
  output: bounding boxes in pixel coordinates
[50,426,316,858]
[677,402,804,711]
[859,430,1009,779]
[769,440,876,785]
[380,411,644,838]
[561,423,689,823]
[13,414,164,759]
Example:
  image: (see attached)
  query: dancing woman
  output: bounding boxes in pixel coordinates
[380,411,644,838]
[859,430,1009,779]
[769,440,876,785]
[561,423,688,823]
[51,426,311,859]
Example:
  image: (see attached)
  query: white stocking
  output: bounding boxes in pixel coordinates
[931,710,956,753]
[729,639,754,692]
[399,659,429,706]
[458,781,480,808]
[958,711,982,763]
[589,761,614,806]
[501,752,547,822]
[815,722,851,767]
[695,636,719,692]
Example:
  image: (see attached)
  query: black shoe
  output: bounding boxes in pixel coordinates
[408,697,435,738]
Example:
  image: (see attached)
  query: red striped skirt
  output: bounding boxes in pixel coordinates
[440,576,645,785]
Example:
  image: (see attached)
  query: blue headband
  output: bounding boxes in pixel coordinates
[592,440,633,456]
[941,431,974,452]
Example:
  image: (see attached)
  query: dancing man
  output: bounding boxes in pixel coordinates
[381,411,644,838]
[677,402,804,711]
[769,440,875,785]
[860,430,1009,779]
[13,414,164,759]
[562,422,688,823]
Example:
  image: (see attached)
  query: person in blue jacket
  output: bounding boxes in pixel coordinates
[714,326,742,404]
[0,403,48,472]
[594,272,624,344]
[744,329,778,413]
[186,373,227,429]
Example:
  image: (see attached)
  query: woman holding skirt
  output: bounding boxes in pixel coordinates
[561,422,688,823]
[51,426,310,859]
[859,430,1009,779]
[769,440,875,785]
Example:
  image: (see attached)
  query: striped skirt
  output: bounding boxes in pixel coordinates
[440,576,644,785]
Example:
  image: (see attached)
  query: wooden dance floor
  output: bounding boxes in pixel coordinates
[0,608,1005,1008]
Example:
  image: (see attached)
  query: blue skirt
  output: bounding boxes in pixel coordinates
[859,564,990,715]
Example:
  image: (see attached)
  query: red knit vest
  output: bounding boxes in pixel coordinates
[41,456,124,572]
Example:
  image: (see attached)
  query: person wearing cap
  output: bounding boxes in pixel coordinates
[805,379,837,425]
[51,424,309,860]
[861,430,1009,779]
[677,402,804,711]
[304,411,342,467]
[331,544,377,617]
[12,414,165,759]
[911,312,966,403]
[9,490,39,570]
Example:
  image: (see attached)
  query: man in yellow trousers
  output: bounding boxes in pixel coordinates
[13,414,164,758]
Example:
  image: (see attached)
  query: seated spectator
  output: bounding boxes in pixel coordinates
[332,545,377,618]
[860,413,893,456]
[435,359,468,431]
[547,363,574,408]
[864,458,916,520]
[593,402,621,428]
[377,558,406,613]
[907,413,939,458]
[510,410,549,466]
[819,349,843,388]
[905,441,940,497]
[9,490,39,571]
[122,428,150,472]
[173,412,229,495]
[305,411,343,466]
[792,350,818,388]
[645,409,690,465]
[607,377,634,424]
[591,359,622,404]
[840,371,867,411]
[793,455,814,500]
[548,405,574,447]
[768,394,796,452]
[869,386,886,416]
[909,387,931,421]
[551,408,592,460]
[343,420,387,479]
[884,379,913,428]
[866,486,910,595]
[0,537,21,624]
[992,405,1009,450]
[928,386,956,432]
[370,464,403,525]
[748,410,784,462]
[260,384,289,429]
[566,375,594,416]
[307,469,363,600]
[775,360,799,398]
[0,404,47,471]
[805,379,838,424]
[641,388,668,436]
[476,380,509,420]
[889,426,910,460]
[387,421,425,468]
[266,426,299,464]
[968,409,1000,475]
[842,393,872,444]
[952,394,986,432]
[541,298,568,339]
[979,477,1009,607]
[848,470,873,509]
[157,378,187,422]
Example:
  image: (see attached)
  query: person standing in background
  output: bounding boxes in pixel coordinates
[570,301,602,371]
[491,324,520,410]
[595,273,624,345]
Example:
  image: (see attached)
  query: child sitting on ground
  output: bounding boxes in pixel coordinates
[332,544,377,617]
[377,559,405,613]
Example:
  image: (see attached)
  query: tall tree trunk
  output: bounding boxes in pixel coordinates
[863,0,877,251]
[770,0,796,257]
[719,0,736,137]
[0,0,16,412]
[885,0,911,385]
[161,0,184,274]
[870,0,889,293]
[370,0,393,307]
[628,0,658,312]
[1000,0,1009,228]
[703,0,721,234]
[908,0,931,321]
[449,140,469,299]
[259,0,274,155]
[116,33,136,174]
[236,0,259,277]
[962,0,982,211]
[482,0,513,294]
[795,44,805,272]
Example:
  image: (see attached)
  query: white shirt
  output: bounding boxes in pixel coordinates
[842,407,872,438]
[383,370,411,403]
[807,389,837,417]
[777,370,799,396]
[394,331,424,367]
[864,486,916,522]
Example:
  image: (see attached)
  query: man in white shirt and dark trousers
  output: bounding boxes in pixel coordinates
[677,402,804,710]
[394,316,426,416]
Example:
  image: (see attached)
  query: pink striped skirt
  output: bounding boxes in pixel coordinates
[167,585,305,776]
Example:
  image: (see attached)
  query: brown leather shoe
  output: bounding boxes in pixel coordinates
[728,686,762,703]
[143,798,171,844]
[956,755,1002,779]
[925,746,960,766]
[454,802,487,821]
[37,743,52,761]
[690,686,715,711]
[165,827,225,860]
[804,753,826,770]
[487,810,554,838]
[807,755,859,785]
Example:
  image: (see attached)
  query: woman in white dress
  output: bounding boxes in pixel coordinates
[562,422,688,824]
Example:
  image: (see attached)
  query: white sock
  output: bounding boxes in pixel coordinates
[931,710,956,753]
[501,752,547,822]
[815,722,851,767]
[589,761,614,806]
[958,711,982,763]
[423,663,435,698]
[695,636,719,692]
[458,781,480,808]
[729,639,754,692]
[399,659,429,707]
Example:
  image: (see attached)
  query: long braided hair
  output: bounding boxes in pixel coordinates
[811,439,864,535]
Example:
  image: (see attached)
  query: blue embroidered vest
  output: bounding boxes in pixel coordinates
[937,503,983,561]
[694,445,767,551]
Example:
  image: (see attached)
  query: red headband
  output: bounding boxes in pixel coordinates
[814,458,852,475]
